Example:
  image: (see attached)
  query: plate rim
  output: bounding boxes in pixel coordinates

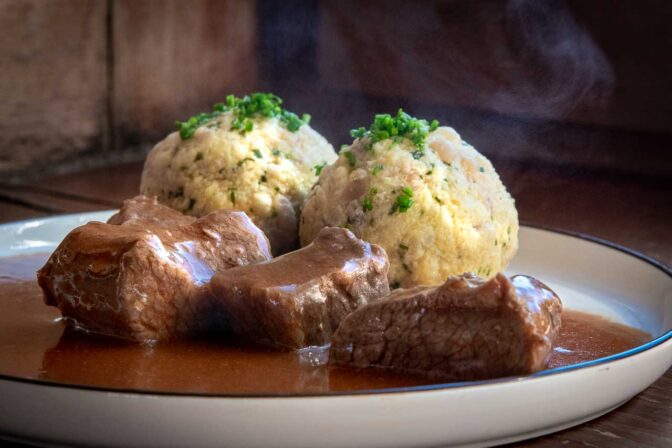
[0,212,670,398]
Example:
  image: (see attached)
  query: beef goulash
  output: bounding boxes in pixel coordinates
[37,196,272,342]
[209,227,390,349]
[331,273,562,380]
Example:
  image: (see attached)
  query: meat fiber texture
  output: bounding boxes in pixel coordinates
[37,196,272,342]
[331,273,562,380]
[209,227,390,350]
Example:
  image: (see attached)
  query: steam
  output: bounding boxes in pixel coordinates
[320,0,616,122]
[492,0,616,118]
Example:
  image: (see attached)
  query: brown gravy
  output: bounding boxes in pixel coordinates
[0,254,652,394]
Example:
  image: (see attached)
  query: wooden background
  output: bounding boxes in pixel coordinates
[1,0,671,181]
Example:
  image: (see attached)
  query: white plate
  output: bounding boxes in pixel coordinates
[0,212,670,448]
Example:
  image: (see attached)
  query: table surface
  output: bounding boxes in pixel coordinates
[0,161,670,448]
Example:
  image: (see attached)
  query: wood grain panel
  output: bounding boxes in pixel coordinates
[0,0,107,173]
[0,0,669,182]
[26,162,143,205]
[0,185,117,214]
[501,161,672,267]
[113,0,259,150]
[0,200,48,223]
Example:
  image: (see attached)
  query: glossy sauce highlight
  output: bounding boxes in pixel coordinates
[0,254,652,394]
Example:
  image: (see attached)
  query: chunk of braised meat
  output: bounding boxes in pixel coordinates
[37,195,272,342]
[331,273,562,380]
[209,227,390,349]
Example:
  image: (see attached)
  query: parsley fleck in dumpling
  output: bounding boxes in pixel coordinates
[300,109,518,287]
[140,93,337,255]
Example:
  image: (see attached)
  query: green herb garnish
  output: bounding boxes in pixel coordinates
[228,93,309,134]
[229,187,237,204]
[363,187,377,211]
[372,164,384,176]
[390,187,414,214]
[342,150,356,167]
[176,113,212,140]
[350,109,439,153]
[350,127,367,139]
[314,162,326,176]
[253,149,263,159]
[175,93,310,140]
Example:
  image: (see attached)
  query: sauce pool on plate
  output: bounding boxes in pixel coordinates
[0,254,652,394]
